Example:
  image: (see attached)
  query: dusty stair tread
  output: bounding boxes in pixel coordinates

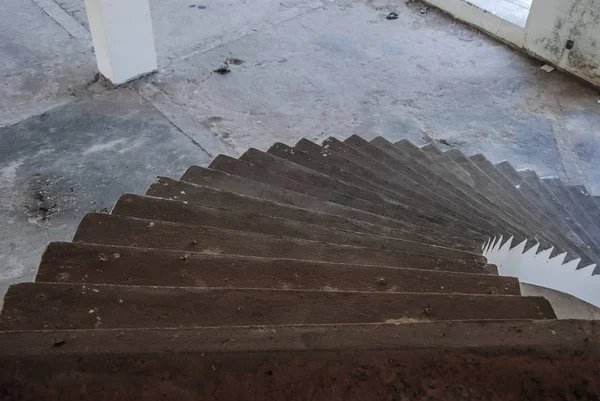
[181,162,480,250]
[146,177,476,252]
[469,154,591,264]
[547,180,600,237]
[229,149,480,246]
[518,169,600,267]
[177,167,433,235]
[379,137,531,248]
[321,136,498,237]
[567,185,600,224]
[429,148,557,255]
[0,283,556,330]
[541,177,600,255]
[439,148,563,256]
[1,320,595,354]
[420,146,538,249]
[420,142,444,155]
[36,242,516,294]
[269,140,488,238]
[372,136,532,245]
[346,135,531,250]
[495,161,589,252]
[319,136,495,237]
[113,194,484,262]
[367,137,505,234]
[1,321,598,401]
[73,213,492,273]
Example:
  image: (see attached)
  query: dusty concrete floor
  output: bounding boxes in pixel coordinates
[1,0,600,314]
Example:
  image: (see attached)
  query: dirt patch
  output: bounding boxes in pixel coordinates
[22,173,78,222]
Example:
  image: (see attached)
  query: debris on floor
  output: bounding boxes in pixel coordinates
[226,58,245,65]
[420,6,429,14]
[386,12,399,20]
[213,65,231,75]
[541,64,555,73]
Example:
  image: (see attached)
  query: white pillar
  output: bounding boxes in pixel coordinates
[84,0,158,85]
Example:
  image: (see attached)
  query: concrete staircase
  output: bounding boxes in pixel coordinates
[1,135,598,400]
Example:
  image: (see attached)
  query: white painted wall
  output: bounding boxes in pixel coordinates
[423,0,600,86]
[84,0,158,85]
[526,0,600,85]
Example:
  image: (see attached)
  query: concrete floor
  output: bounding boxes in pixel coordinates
[1,0,600,314]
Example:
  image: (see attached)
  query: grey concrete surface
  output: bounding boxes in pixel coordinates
[0,89,212,296]
[1,0,600,310]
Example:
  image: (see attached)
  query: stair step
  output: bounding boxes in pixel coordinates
[519,169,600,266]
[388,138,532,248]
[495,161,590,253]
[469,154,590,263]
[271,140,487,237]
[542,178,600,246]
[428,148,551,253]
[382,138,529,246]
[567,185,600,224]
[146,177,475,251]
[0,283,555,330]
[211,151,477,246]
[36,242,518,294]
[73,213,492,273]
[178,166,478,251]
[368,137,504,235]
[420,142,444,155]
[0,320,597,401]
[112,194,483,262]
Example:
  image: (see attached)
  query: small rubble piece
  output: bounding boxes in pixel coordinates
[214,65,231,75]
[386,12,399,20]
[420,6,429,14]
[226,58,244,65]
[541,64,555,73]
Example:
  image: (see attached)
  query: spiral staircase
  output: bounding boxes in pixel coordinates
[1,135,598,400]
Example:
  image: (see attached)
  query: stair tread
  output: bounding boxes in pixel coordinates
[36,242,517,293]
[178,166,477,251]
[2,321,597,401]
[381,138,530,247]
[276,139,488,237]
[518,168,599,267]
[0,283,555,330]
[567,185,600,225]
[541,177,600,261]
[73,213,492,273]
[426,148,553,253]
[469,154,591,264]
[112,193,483,261]
[1,320,595,354]
[146,176,471,250]
[495,161,590,254]
[225,149,478,245]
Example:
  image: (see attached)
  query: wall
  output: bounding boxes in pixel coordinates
[423,0,600,87]
[525,0,600,85]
